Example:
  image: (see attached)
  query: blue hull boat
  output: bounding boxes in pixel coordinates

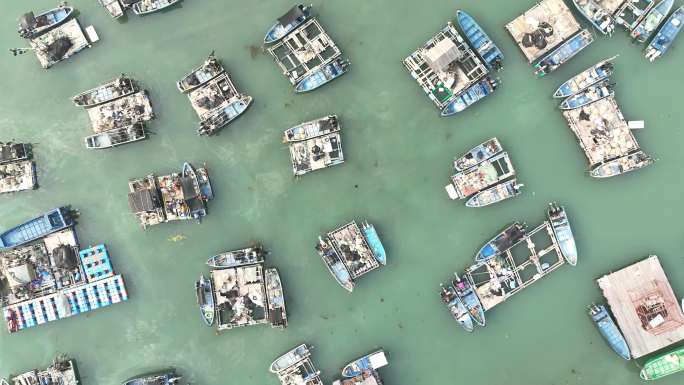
[264,4,312,44]
[295,57,350,93]
[0,207,74,249]
[547,203,577,266]
[559,80,614,110]
[453,276,485,327]
[453,137,503,172]
[571,0,615,35]
[631,0,675,43]
[195,275,215,326]
[18,5,73,39]
[475,222,527,262]
[465,179,523,208]
[341,350,388,378]
[197,95,253,136]
[456,10,504,71]
[534,30,594,77]
[553,56,616,98]
[441,77,498,117]
[645,6,684,62]
[361,222,386,265]
[440,284,474,332]
[316,237,354,292]
[589,304,631,360]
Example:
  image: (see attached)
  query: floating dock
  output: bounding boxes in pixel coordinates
[29,18,93,69]
[597,255,684,359]
[87,91,154,133]
[10,356,79,385]
[326,221,380,280]
[288,126,344,176]
[0,160,37,194]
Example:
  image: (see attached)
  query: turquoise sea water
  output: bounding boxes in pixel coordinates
[1,0,684,384]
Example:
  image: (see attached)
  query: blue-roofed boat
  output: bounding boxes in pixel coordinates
[456,10,504,71]
[264,4,312,44]
[123,370,182,385]
[475,222,526,263]
[316,237,354,292]
[440,283,474,332]
[341,350,388,378]
[452,275,485,327]
[0,207,74,249]
[553,56,617,98]
[18,5,74,39]
[645,6,684,62]
[295,57,350,93]
[534,30,594,77]
[195,275,215,326]
[441,77,498,117]
[571,0,616,35]
[361,222,386,265]
[631,0,675,43]
[547,203,577,266]
[559,80,614,110]
[589,304,631,360]
[465,179,523,208]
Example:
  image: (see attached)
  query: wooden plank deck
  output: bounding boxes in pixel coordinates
[597,255,684,358]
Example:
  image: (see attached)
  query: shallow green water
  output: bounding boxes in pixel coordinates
[1,0,684,384]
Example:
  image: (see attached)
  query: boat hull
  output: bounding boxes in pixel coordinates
[341,350,388,378]
[644,7,684,62]
[571,0,615,35]
[553,56,616,98]
[534,30,594,77]
[18,6,74,39]
[0,207,73,249]
[132,0,181,15]
[195,275,215,326]
[441,77,497,117]
[631,0,675,43]
[270,344,311,373]
[453,137,503,172]
[123,370,181,385]
[589,150,654,178]
[264,5,311,44]
[176,54,224,93]
[294,58,350,93]
[547,203,577,266]
[475,222,526,262]
[316,238,354,292]
[589,304,631,360]
[197,95,253,136]
[559,81,613,110]
[456,10,504,71]
[465,179,522,208]
[361,223,386,265]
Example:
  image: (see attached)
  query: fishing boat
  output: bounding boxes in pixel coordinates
[440,284,474,332]
[197,95,253,136]
[123,370,182,385]
[589,304,631,360]
[571,0,615,35]
[270,343,311,373]
[207,245,264,268]
[446,152,516,201]
[195,275,215,326]
[475,222,527,262]
[441,77,498,117]
[294,57,351,93]
[631,0,675,43]
[547,203,577,266]
[131,0,181,15]
[176,54,224,93]
[553,56,616,98]
[98,0,125,19]
[18,5,74,39]
[465,179,523,208]
[72,75,138,107]
[264,4,312,44]
[456,10,504,71]
[644,6,684,62]
[182,162,213,220]
[265,268,288,329]
[283,115,340,143]
[361,221,386,265]
[453,137,502,172]
[641,346,684,380]
[0,142,31,165]
[341,350,388,378]
[0,207,74,249]
[84,123,146,149]
[316,237,354,293]
[559,80,614,110]
[452,275,485,327]
[589,150,654,178]
[534,30,594,77]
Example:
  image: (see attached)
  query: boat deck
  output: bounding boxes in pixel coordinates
[30,18,91,69]
[505,0,581,63]
[128,175,166,227]
[288,131,344,176]
[157,172,192,222]
[268,18,343,86]
[0,160,36,193]
[465,221,566,311]
[327,221,379,280]
[187,72,241,119]
[212,264,268,330]
[402,23,488,111]
[87,91,153,133]
[597,255,684,358]
[561,96,644,167]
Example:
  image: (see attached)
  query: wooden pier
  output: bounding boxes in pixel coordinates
[597,255,684,358]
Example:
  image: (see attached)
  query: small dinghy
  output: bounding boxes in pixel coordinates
[207,245,265,268]
[195,275,215,326]
[465,179,523,208]
[177,53,224,93]
[589,304,631,360]
[84,123,146,149]
[264,4,312,44]
[547,203,577,266]
[631,0,675,43]
[644,6,684,62]
[452,275,485,327]
[453,137,503,172]
[341,350,388,378]
[553,56,616,98]
[72,75,138,107]
[294,57,350,93]
[18,5,74,39]
[283,115,340,143]
[131,0,181,16]
[440,283,474,332]
[559,80,614,110]
[475,222,527,262]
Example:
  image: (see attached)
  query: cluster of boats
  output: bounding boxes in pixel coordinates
[270,344,389,385]
[315,221,386,292]
[98,0,182,19]
[72,75,152,149]
[178,53,253,136]
[445,138,523,207]
[195,244,287,330]
[3,355,79,385]
[403,10,503,116]
[285,115,345,176]
[0,142,37,195]
[265,5,350,93]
